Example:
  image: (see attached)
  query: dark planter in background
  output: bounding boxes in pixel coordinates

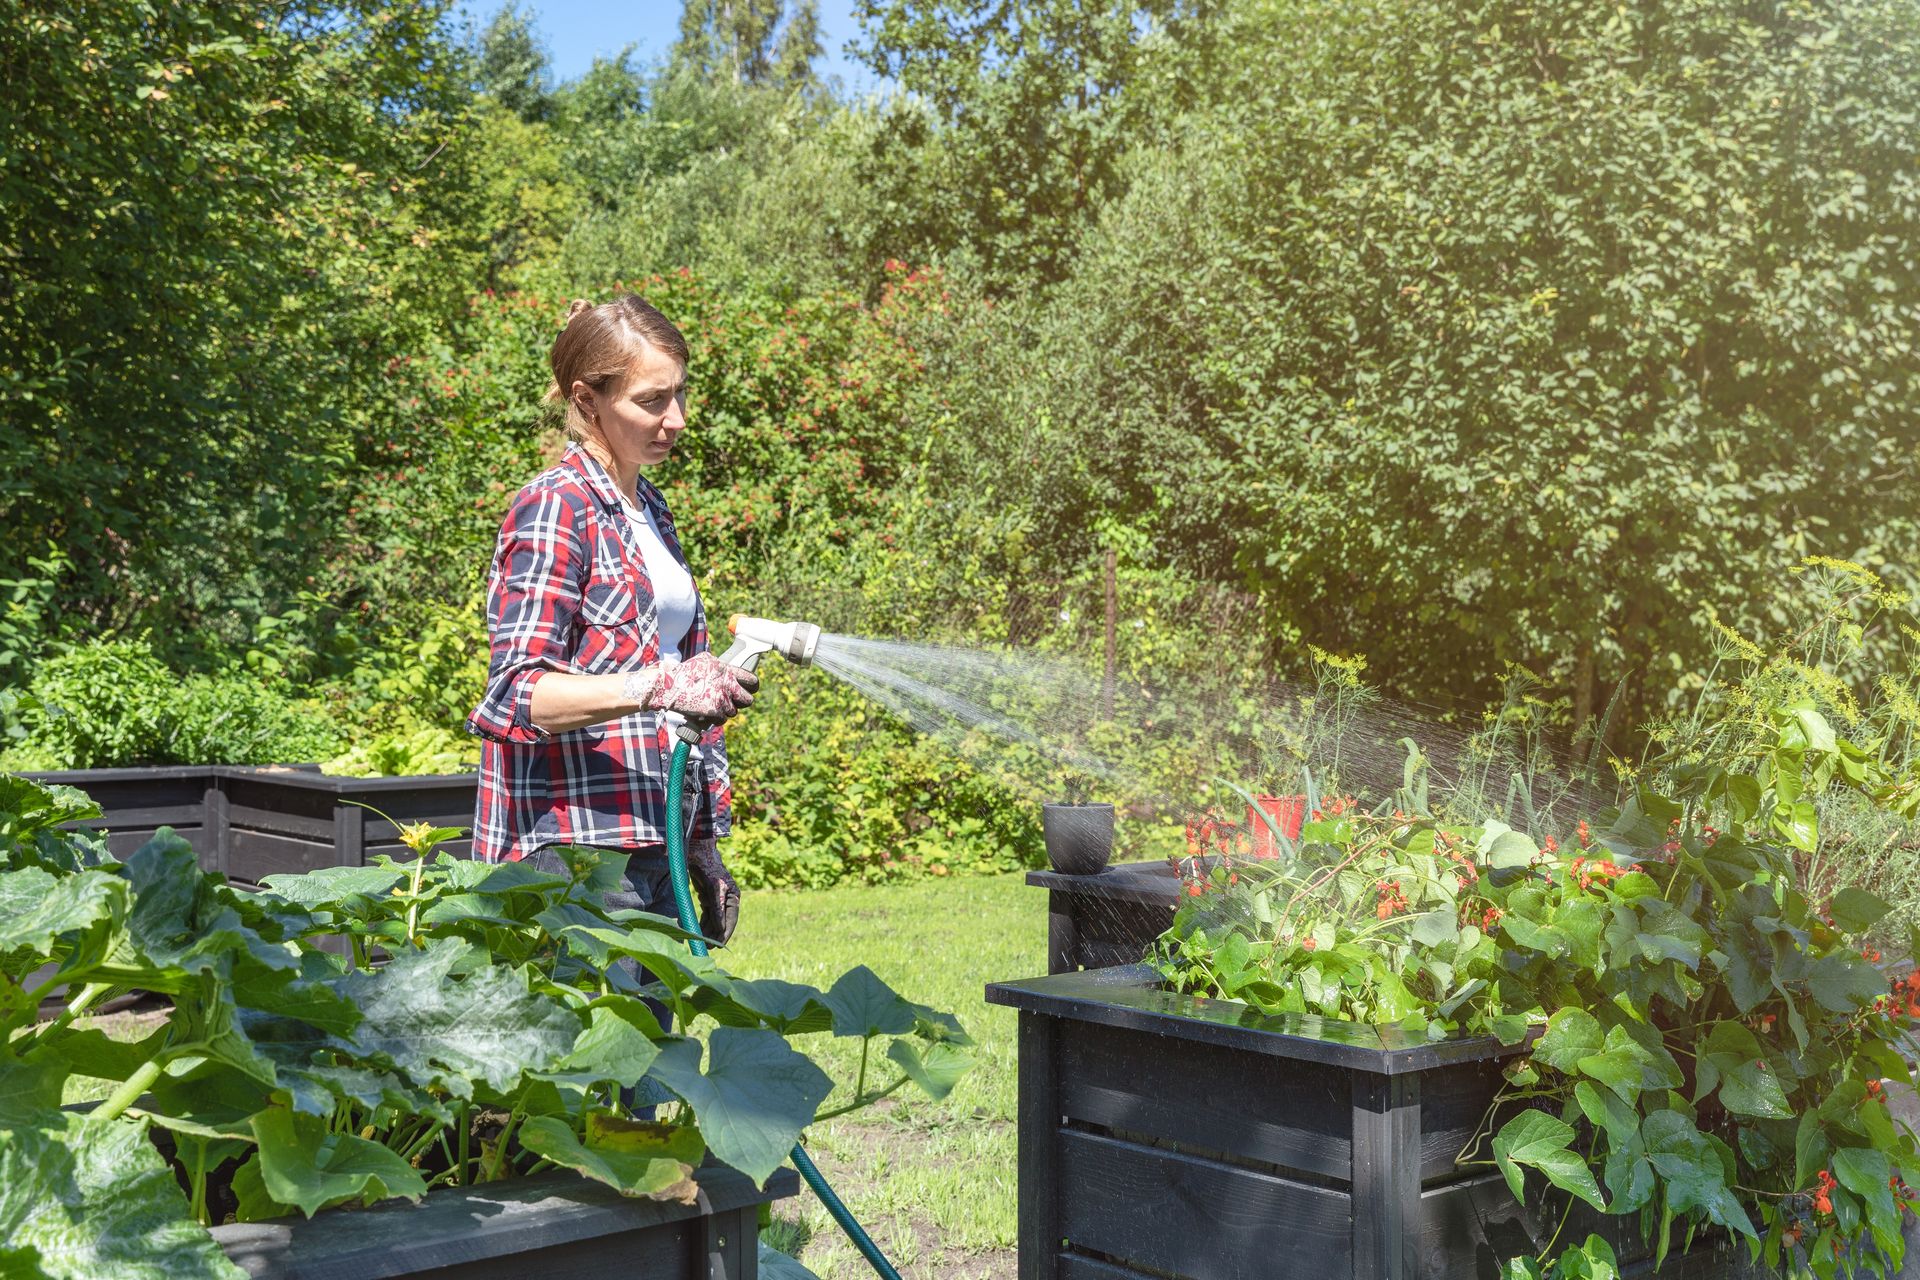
[26,765,477,885]
[985,965,1768,1280]
[1026,858,1181,974]
[1040,802,1114,876]
[212,1165,797,1280]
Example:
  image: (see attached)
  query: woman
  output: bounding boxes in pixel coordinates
[467,294,756,945]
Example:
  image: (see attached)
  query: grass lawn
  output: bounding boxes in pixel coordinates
[724,870,1046,1280]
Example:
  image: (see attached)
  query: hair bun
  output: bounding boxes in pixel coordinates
[564,298,593,322]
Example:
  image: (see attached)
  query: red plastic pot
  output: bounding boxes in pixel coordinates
[1247,794,1305,859]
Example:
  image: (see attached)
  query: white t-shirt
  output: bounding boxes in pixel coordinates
[626,502,698,658]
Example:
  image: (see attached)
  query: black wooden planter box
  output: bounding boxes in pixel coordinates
[211,1165,797,1280]
[27,765,476,885]
[986,965,1767,1280]
[1028,860,1183,974]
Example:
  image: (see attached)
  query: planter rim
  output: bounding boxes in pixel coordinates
[23,765,475,792]
[986,964,1530,1075]
[1025,857,1188,905]
[23,765,224,784]
[210,1164,798,1280]
[212,765,477,792]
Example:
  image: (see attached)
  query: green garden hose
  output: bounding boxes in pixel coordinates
[664,737,907,1280]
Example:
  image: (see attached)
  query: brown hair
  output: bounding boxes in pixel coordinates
[544,293,691,443]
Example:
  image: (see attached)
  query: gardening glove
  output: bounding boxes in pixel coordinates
[623,653,759,722]
[685,836,741,945]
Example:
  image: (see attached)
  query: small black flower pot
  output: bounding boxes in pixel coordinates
[1041,802,1114,875]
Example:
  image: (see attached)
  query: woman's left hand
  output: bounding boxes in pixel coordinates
[686,837,741,945]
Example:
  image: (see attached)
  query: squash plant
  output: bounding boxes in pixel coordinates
[0,774,970,1279]
[1153,704,1920,1279]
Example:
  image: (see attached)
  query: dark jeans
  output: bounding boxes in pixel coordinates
[529,848,679,1114]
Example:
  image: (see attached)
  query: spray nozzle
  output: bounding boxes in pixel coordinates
[720,614,820,673]
[673,615,819,745]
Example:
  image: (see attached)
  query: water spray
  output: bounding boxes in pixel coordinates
[662,614,905,1280]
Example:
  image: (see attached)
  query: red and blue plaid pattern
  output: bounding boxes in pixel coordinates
[467,444,732,863]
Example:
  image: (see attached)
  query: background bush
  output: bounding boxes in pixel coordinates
[2,638,342,770]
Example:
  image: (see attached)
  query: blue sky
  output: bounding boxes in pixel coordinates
[449,0,886,95]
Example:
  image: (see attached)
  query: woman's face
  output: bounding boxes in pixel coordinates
[574,341,687,473]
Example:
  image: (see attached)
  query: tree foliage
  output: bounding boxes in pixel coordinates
[0,1,484,650]
[1030,0,1920,723]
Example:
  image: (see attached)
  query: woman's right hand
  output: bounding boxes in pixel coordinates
[628,652,759,721]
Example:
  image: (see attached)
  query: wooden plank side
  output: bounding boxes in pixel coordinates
[256,1222,697,1280]
[68,804,206,831]
[1056,1129,1350,1280]
[1417,1059,1508,1183]
[1057,1256,1170,1280]
[227,803,338,840]
[1351,1072,1421,1280]
[1058,1017,1352,1181]
[227,830,336,882]
[1018,1013,1062,1280]
[1048,889,1079,974]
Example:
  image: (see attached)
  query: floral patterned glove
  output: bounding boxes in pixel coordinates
[623,653,759,722]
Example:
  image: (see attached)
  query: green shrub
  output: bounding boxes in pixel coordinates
[320,722,478,777]
[1,638,343,770]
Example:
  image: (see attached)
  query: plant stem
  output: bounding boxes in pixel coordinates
[401,1122,443,1167]
[456,1103,470,1186]
[96,1058,166,1123]
[812,1073,909,1124]
[854,1035,871,1103]
[34,980,112,1040]
[484,1107,523,1182]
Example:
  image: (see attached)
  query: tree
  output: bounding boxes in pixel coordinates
[675,0,822,89]
[0,1,482,649]
[851,0,1216,289]
[474,3,552,122]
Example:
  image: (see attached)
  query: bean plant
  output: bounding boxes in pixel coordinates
[1155,701,1920,1279]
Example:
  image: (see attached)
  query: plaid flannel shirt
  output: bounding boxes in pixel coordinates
[466,444,731,863]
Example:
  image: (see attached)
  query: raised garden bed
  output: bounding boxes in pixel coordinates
[26,765,476,885]
[213,1165,797,1280]
[1026,860,1181,974]
[985,965,1769,1280]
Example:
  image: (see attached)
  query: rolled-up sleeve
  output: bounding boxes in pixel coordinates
[467,485,588,745]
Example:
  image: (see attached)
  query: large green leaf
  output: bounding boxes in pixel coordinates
[249,1105,427,1217]
[535,1004,662,1088]
[1807,953,1887,1013]
[1573,1081,1638,1143]
[258,865,406,909]
[518,1113,703,1200]
[335,939,579,1095]
[1491,1110,1605,1209]
[1695,1022,1791,1119]
[822,966,916,1038]
[724,978,836,1034]
[1533,1008,1603,1073]
[1829,888,1893,935]
[1479,821,1538,869]
[1641,1111,1755,1238]
[649,1028,832,1186]
[1576,1024,1682,1103]
[0,1113,242,1278]
[1832,1146,1901,1254]
[885,1038,971,1101]
[0,1056,66,1125]
[0,866,123,960]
